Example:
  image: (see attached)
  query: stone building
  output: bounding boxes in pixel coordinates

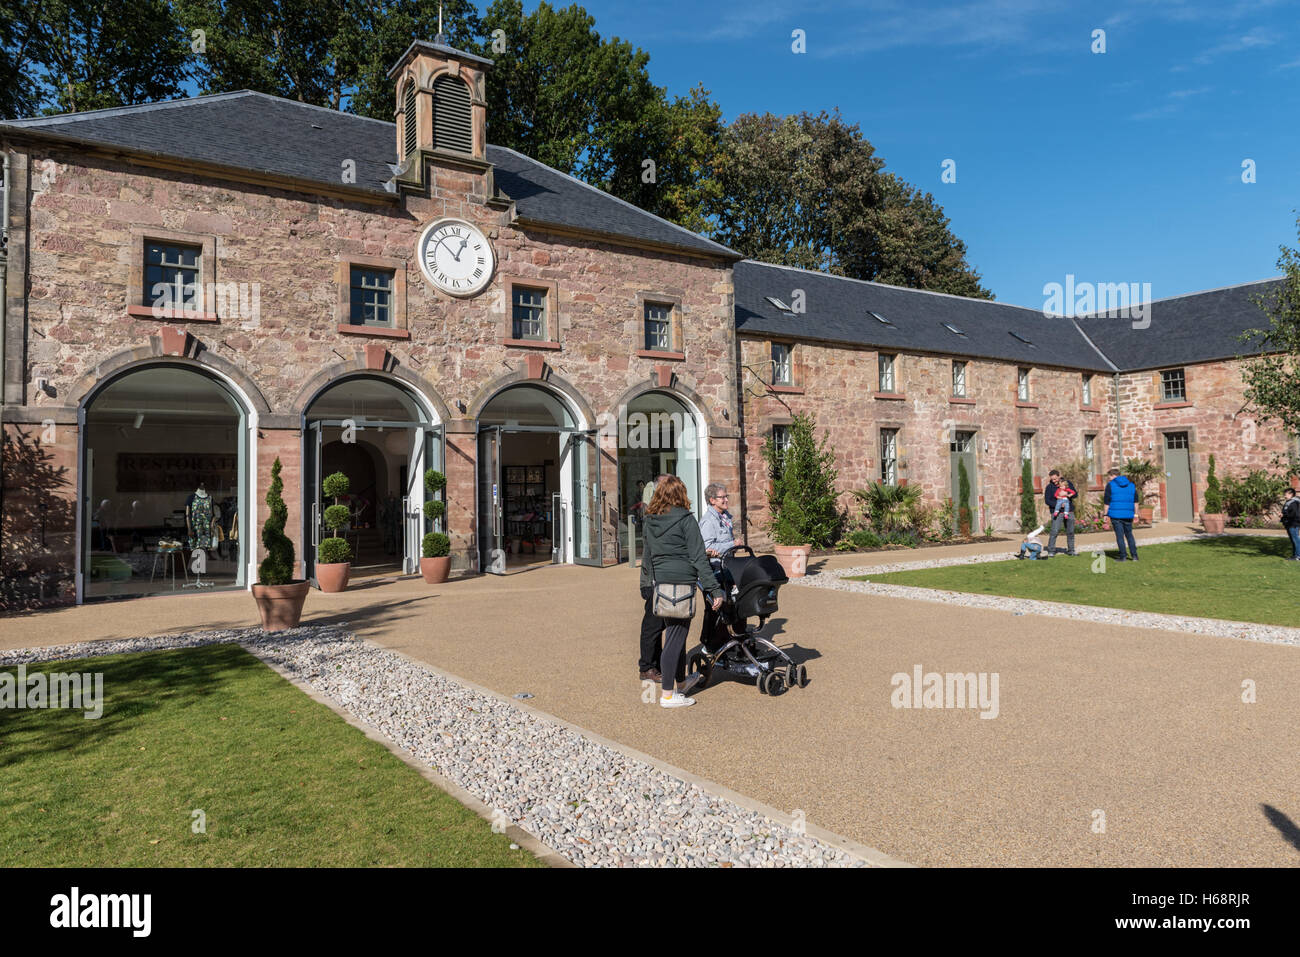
[0,37,1293,607]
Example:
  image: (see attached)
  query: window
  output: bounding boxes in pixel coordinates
[1084,433,1097,477]
[1161,368,1186,403]
[771,424,791,477]
[951,360,967,398]
[880,429,899,485]
[349,267,394,327]
[1009,330,1034,346]
[771,342,792,385]
[1020,432,1034,463]
[878,353,896,392]
[1017,367,1031,402]
[145,241,201,310]
[1081,374,1093,406]
[950,430,975,454]
[869,311,894,327]
[644,302,672,351]
[765,295,793,313]
[511,285,548,340]
[942,322,967,337]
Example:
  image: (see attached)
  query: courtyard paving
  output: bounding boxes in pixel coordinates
[4,523,1298,866]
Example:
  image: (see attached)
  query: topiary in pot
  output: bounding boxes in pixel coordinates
[957,457,973,537]
[316,471,353,592]
[420,469,451,583]
[760,413,839,577]
[1201,454,1227,533]
[252,457,309,631]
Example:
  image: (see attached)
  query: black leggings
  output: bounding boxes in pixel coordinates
[661,621,690,693]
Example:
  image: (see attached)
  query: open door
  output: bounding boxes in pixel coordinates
[478,426,503,574]
[571,430,603,566]
[304,420,324,585]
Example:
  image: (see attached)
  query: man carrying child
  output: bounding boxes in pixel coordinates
[1044,469,1077,556]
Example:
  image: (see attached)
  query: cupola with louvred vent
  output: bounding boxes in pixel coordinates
[388,32,494,190]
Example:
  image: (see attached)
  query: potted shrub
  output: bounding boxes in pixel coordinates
[1123,458,1162,525]
[1201,454,1227,534]
[251,457,309,631]
[316,471,353,592]
[420,468,451,584]
[956,458,973,537]
[761,413,839,578]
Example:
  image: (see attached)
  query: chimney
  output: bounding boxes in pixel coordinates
[388,38,493,187]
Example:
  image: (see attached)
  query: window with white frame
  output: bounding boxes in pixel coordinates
[878,353,896,392]
[771,342,792,385]
[1081,373,1093,406]
[951,360,967,397]
[1018,367,1031,402]
[511,286,548,340]
[771,424,791,477]
[880,428,899,485]
[1084,433,1097,478]
[644,302,673,351]
[1020,431,1034,463]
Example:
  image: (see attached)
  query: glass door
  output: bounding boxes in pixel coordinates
[403,424,444,574]
[571,430,603,566]
[304,420,324,585]
[478,426,503,574]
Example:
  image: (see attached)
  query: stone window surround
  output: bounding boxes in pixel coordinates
[1080,373,1099,411]
[335,254,409,340]
[878,424,903,485]
[1156,367,1188,406]
[500,276,561,350]
[636,292,684,360]
[875,351,902,399]
[1083,431,1102,489]
[127,228,219,322]
[951,358,969,398]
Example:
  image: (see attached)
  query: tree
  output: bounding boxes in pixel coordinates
[1019,458,1037,533]
[1203,454,1223,514]
[258,457,295,585]
[709,110,992,297]
[760,413,840,547]
[1242,216,1300,473]
[957,457,973,536]
[21,0,190,115]
[0,1,44,118]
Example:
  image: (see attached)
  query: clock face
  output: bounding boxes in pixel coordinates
[417,218,495,297]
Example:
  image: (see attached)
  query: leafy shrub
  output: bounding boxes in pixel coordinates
[847,529,883,550]
[956,458,973,534]
[424,500,446,522]
[907,499,937,538]
[424,469,447,495]
[258,458,295,586]
[1203,454,1224,513]
[323,504,351,533]
[422,531,450,558]
[880,528,921,548]
[852,482,922,534]
[317,537,351,564]
[938,501,955,540]
[1228,514,1272,529]
[761,413,840,547]
[1221,469,1288,517]
[321,471,350,500]
[1123,458,1162,504]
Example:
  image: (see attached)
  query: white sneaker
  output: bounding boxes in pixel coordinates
[660,693,695,709]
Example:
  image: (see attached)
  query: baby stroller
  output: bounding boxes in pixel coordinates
[683,546,808,696]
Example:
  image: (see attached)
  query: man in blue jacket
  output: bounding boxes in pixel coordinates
[1103,468,1139,561]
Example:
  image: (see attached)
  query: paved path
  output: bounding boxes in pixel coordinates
[5,523,1298,866]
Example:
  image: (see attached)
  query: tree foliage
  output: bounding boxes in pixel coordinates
[259,457,295,585]
[1242,216,1300,472]
[1019,458,1037,533]
[760,413,840,547]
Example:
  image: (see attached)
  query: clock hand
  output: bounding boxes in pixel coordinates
[452,237,470,262]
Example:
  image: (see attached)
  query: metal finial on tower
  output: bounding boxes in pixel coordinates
[435,3,446,45]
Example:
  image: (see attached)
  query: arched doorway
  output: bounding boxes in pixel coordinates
[303,375,442,582]
[476,383,599,573]
[617,390,705,558]
[80,364,249,600]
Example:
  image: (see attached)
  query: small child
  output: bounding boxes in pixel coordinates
[1016,525,1046,560]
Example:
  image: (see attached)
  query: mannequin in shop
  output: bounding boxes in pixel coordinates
[184,483,216,588]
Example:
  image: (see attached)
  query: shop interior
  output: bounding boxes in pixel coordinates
[499,431,560,566]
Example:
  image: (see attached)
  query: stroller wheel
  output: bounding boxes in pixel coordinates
[687,652,710,689]
[765,670,785,696]
[791,663,808,688]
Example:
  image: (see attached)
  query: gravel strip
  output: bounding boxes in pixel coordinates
[793,535,1300,647]
[1,628,872,868]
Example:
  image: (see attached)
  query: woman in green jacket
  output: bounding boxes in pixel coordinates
[640,475,724,709]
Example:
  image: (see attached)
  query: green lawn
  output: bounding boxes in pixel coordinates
[0,644,543,867]
[854,536,1300,627]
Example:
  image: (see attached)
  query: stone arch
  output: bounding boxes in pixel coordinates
[606,375,722,436]
[292,360,451,424]
[69,340,271,414]
[466,368,596,429]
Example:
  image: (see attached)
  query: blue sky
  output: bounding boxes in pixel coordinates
[561,0,1299,309]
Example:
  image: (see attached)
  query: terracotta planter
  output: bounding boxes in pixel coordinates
[773,544,812,579]
[1201,512,1227,534]
[1138,506,1154,525]
[251,580,310,632]
[316,562,350,593]
[420,556,451,584]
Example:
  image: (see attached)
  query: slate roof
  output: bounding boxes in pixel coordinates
[1073,278,1284,372]
[735,260,1117,372]
[0,90,736,258]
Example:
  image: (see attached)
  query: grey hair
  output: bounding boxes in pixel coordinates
[704,483,727,503]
